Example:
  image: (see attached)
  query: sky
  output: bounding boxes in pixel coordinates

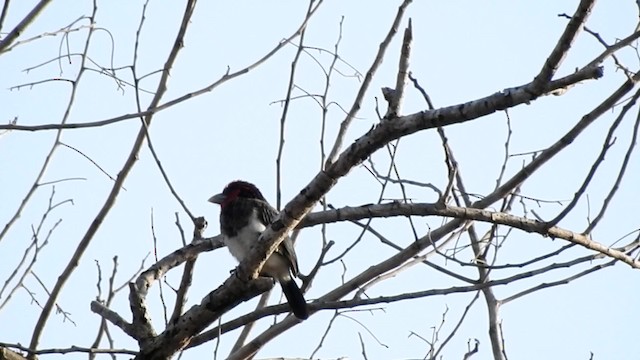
[1,1,639,360]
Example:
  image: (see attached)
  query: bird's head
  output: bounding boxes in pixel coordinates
[208,180,266,208]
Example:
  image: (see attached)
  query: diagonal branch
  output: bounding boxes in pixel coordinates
[237,63,606,285]
[325,0,413,167]
[28,0,198,353]
[0,0,53,54]
[530,0,595,94]
[383,18,412,118]
[99,47,612,360]
[227,66,634,360]
[0,0,324,134]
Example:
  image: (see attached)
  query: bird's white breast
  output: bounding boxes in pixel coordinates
[224,209,266,261]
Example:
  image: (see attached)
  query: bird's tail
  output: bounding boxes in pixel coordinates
[280,279,309,320]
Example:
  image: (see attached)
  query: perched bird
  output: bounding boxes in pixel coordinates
[208,180,309,320]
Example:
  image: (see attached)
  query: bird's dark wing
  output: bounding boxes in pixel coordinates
[253,199,278,225]
[278,235,300,276]
[253,199,300,276]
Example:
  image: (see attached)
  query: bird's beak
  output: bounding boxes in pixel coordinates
[208,193,226,204]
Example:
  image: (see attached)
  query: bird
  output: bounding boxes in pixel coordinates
[208,180,309,320]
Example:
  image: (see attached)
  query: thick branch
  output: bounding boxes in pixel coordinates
[530,0,595,94]
[90,301,137,339]
[229,65,632,358]
[136,278,273,359]
[107,55,607,360]
[135,236,223,297]
[238,63,605,283]
[0,0,53,53]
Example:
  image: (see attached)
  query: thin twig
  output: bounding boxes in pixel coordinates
[0,342,137,356]
[325,0,413,167]
[28,0,191,352]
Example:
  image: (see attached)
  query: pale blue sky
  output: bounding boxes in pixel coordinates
[1,1,638,359]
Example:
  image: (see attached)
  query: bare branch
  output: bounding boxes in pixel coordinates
[584,97,640,233]
[28,0,195,352]
[384,18,412,118]
[0,343,137,356]
[325,0,413,167]
[169,216,208,324]
[530,0,595,94]
[547,87,640,228]
[0,0,54,53]
[275,0,313,210]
